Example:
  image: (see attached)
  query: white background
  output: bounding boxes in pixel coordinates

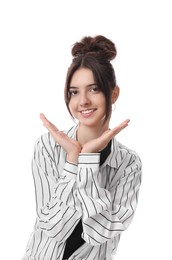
[0,0,172,259]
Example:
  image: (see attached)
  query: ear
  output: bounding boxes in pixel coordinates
[111,85,120,104]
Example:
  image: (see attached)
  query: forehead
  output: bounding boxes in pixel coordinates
[70,68,95,87]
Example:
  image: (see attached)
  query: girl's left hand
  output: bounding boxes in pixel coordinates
[81,119,130,153]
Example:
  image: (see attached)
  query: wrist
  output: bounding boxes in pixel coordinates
[67,153,79,164]
[81,148,95,153]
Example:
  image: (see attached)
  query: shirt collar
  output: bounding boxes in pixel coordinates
[105,137,118,169]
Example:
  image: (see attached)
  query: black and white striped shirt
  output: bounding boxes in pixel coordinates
[22,125,142,260]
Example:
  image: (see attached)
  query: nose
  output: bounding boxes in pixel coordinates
[79,92,91,106]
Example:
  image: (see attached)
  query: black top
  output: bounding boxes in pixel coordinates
[63,140,112,259]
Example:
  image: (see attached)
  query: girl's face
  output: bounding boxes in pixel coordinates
[68,68,107,128]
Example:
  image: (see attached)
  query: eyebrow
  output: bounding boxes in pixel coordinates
[69,83,97,89]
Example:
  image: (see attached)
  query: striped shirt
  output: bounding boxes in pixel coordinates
[22,125,142,260]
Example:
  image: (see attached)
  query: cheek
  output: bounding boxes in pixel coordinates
[97,95,106,109]
[68,99,76,113]
[68,103,72,114]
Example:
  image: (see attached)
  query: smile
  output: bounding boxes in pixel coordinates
[80,109,96,114]
[79,109,97,117]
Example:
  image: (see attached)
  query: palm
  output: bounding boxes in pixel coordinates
[81,120,130,153]
[40,113,129,159]
[40,113,81,155]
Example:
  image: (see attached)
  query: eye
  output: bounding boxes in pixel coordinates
[68,89,78,96]
[90,85,100,93]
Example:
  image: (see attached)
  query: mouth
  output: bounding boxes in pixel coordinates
[79,108,97,117]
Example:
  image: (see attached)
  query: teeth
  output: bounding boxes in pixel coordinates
[81,109,94,114]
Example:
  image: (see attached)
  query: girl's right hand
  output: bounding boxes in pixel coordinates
[40,113,81,164]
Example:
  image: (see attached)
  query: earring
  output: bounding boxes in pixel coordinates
[112,103,116,111]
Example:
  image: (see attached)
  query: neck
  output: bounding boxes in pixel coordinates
[76,121,109,147]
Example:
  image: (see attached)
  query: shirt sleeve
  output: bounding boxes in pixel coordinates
[32,134,82,242]
[76,152,142,245]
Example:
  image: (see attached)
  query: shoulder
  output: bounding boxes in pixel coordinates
[118,141,141,162]
[33,125,77,157]
[108,139,142,186]
[110,138,142,171]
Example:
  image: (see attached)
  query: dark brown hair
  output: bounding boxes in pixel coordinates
[64,35,117,122]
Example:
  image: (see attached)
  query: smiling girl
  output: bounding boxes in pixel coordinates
[22,35,142,260]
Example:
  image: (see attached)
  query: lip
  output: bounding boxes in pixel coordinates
[79,108,97,117]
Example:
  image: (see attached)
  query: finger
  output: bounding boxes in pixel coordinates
[40,113,51,125]
[116,119,130,130]
[106,119,130,139]
[40,113,56,129]
[40,113,59,132]
[112,119,130,134]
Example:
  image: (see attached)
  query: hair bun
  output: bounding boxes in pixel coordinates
[72,35,117,61]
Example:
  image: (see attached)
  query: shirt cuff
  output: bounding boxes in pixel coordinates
[78,153,100,165]
[63,161,78,179]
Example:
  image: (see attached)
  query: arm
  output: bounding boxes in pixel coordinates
[76,151,142,245]
[38,114,135,244]
[32,133,82,242]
